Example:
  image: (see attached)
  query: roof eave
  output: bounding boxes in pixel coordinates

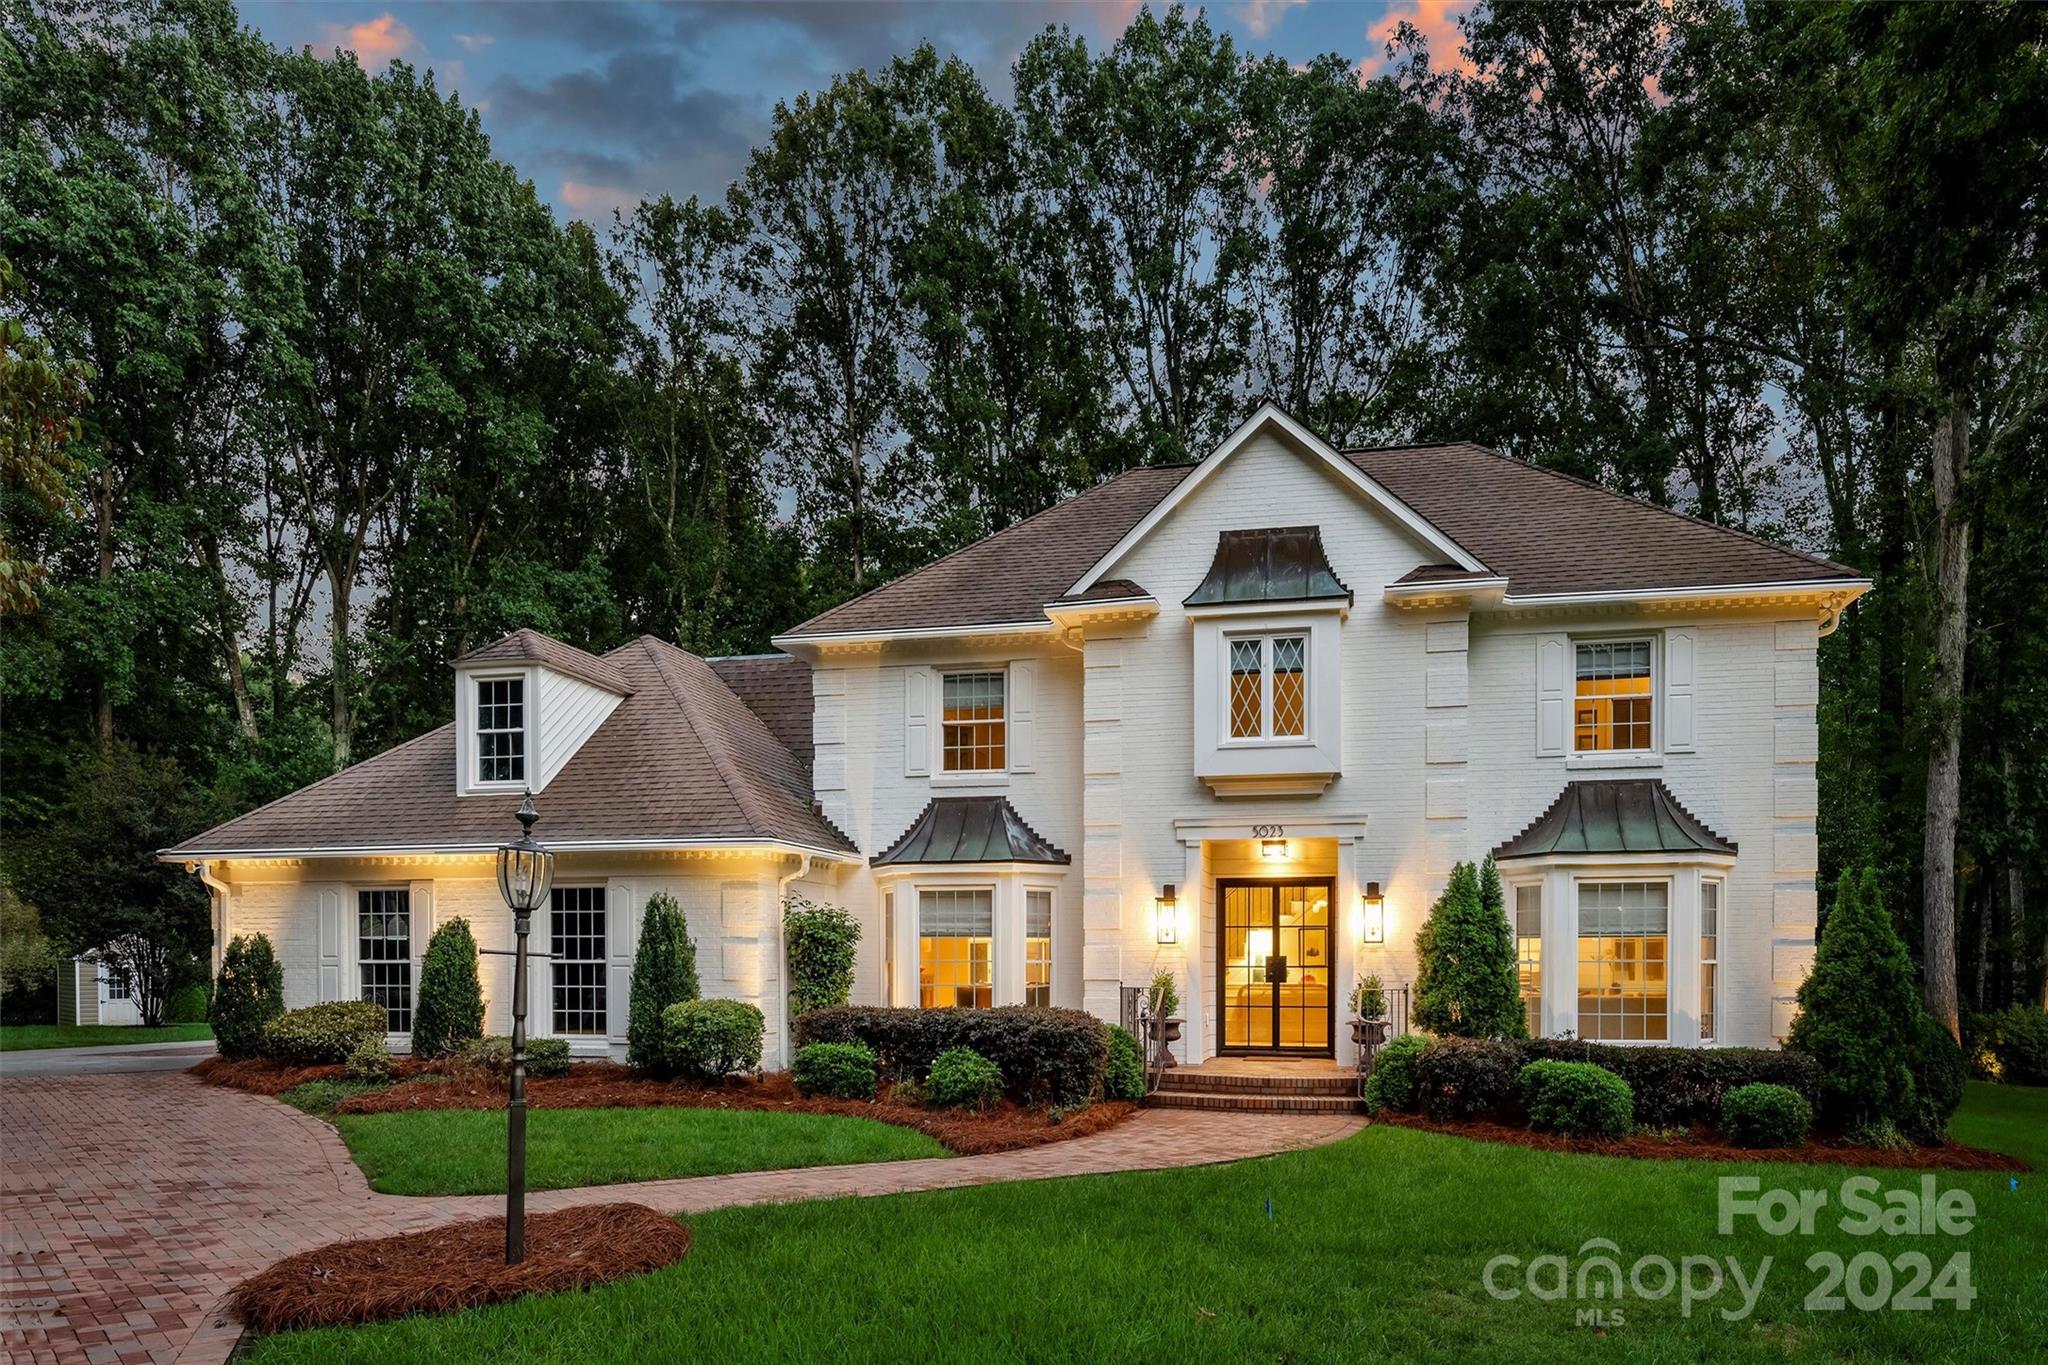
[773,619,1060,658]
[161,837,862,865]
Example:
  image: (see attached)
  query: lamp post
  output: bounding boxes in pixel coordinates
[495,792,554,1266]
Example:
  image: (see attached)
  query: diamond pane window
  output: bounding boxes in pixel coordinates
[1573,639,1654,752]
[1271,636,1306,736]
[358,889,412,1033]
[1025,889,1052,1008]
[1576,881,1669,1041]
[941,671,1006,772]
[1228,640,1263,738]
[476,677,526,783]
[919,889,992,1008]
[1226,635,1309,741]
[550,886,607,1036]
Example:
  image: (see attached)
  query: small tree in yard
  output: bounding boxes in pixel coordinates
[1413,856,1527,1039]
[211,934,284,1059]
[785,895,860,1018]
[627,892,699,1072]
[410,917,484,1059]
[1788,869,1917,1131]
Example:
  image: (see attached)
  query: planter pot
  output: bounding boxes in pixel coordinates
[1147,1016,1183,1067]
[1351,1018,1389,1050]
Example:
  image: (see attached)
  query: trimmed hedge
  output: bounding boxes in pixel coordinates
[1103,1025,1145,1101]
[1520,1039,1822,1128]
[791,1041,879,1100]
[663,999,765,1081]
[211,934,284,1060]
[1415,1037,1525,1121]
[261,1001,386,1066]
[1965,1006,2048,1085]
[925,1048,1003,1111]
[1788,869,1917,1128]
[1519,1060,1633,1138]
[793,1006,1109,1109]
[457,1034,570,1079]
[346,1037,395,1083]
[1720,1083,1812,1148]
[410,918,484,1060]
[167,982,210,1024]
[1361,1033,1426,1114]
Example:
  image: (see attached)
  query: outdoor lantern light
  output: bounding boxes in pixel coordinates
[1360,882,1386,944]
[494,792,554,1266]
[1260,837,1288,861]
[1155,884,1179,945]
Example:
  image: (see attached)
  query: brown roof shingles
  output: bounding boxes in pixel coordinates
[708,654,815,771]
[452,628,636,695]
[170,637,852,858]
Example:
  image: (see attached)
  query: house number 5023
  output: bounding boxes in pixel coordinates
[1251,825,1285,839]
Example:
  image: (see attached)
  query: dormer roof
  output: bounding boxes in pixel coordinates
[453,628,635,696]
[1183,526,1352,608]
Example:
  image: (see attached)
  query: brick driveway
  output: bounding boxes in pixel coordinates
[1,1069,1361,1363]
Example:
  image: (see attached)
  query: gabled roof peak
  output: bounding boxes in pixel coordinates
[454,628,635,696]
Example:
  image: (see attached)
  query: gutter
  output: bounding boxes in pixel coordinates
[157,837,862,864]
[192,860,232,973]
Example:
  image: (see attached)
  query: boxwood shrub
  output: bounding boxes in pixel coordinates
[663,999,765,1081]
[1415,1038,1525,1121]
[925,1047,1003,1111]
[1361,1033,1426,1114]
[1904,1009,1966,1143]
[1102,1024,1145,1101]
[457,1035,571,1079]
[793,1006,1108,1108]
[1720,1082,1813,1148]
[261,1001,386,1066]
[791,1041,879,1100]
[1520,1039,1821,1128]
[210,934,284,1060]
[345,1037,395,1084]
[1518,1060,1634,1138]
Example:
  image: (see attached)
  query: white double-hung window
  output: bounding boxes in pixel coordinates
[476,676,527,784]
[940,671,1006,773]
[1576,880,1670,1042]
[1227,634,1308,741]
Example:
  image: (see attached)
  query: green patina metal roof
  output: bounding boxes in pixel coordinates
[872,797,1071,867]
[1494,779,1736,860]
[1183,527,1352,608]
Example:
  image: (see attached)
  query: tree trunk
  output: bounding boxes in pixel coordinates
[94,465,115,745]
[201,534,260,741]
[327,561,353,769]
[1921,398,1970,1040]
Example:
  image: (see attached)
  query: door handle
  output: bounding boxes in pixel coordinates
[1265,954,1289,985]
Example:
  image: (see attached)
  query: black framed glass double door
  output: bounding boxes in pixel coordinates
[1218,879,1334,1055]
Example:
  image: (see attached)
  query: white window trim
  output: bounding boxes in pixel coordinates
[1508,878,1543,1038]
[538,882,610,1048]
[1565,632,1661,766]
[460,667,538,795]
[1220,631,1314,749]
[352,883,414,1042]
[932,665,1010,786]
[1569,873,1675,1047]
[876,864,1066,1008]
[1023,881,1058,1009]
[1699,877,1722,1045]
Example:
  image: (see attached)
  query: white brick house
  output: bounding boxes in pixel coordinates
[169,405,1866,1066]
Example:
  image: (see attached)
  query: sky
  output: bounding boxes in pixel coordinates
[242,0,1467,225]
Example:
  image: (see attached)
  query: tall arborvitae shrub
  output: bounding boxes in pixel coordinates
[1788,869,1918,1130]
[785,895,860,1018]
[210,934,284,1059]
[1413,856,1528,1039]
[411,917,485,1059]
[627,892,699,1072]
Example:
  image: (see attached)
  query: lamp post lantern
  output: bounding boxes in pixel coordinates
[495,792,554,1265]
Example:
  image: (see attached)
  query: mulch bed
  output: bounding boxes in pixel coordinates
[1375,1112,2029,1171]
[229,1202,690,1333]
[194,1057,1136,1156]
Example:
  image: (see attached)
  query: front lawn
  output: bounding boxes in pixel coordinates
[0,1023,213,1051]
[332,1106,949,1195]
[248,1083,2045,1363]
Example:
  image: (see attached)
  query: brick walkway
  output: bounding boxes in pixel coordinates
[1,1070,1361,1364]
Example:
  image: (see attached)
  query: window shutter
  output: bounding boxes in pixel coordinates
[606,880,634,1043]
[904,667,933,777]
[1008,660,1036,772]
[1534,633,1569,756]
[1664,629,1697,752]
[318,886,343,1002]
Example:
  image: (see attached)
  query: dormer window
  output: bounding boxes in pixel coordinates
[476,677,527,784]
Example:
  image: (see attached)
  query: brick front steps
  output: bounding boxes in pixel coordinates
[1146,1062,1363,1114]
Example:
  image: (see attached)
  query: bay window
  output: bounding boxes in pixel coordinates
[1699,879,1720,1043]
[1575,880,1669,1041]
[919,888,993,1008]
[1514,883,1542,1037]
[1025,889,1052,1008]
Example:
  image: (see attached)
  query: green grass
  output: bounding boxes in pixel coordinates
[249,1083,2046,1363]
[0,1023,212,1051]
[330,1106,949,1195]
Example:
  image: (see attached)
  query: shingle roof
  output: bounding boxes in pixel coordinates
[1392,563,1502,586]
[1184,527,1352,607]
[872,797,1071,867]
[778,428,1863,640]
[1494,779,1737,859]
[1048,578,1153,607]
[1348,444,1860,597]
[783,466,1191,637]
[453,628,636,695]
[170,636,853,858]
[708,654,815,772]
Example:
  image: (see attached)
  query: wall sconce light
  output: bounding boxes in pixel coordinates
[1155,884,1179,945]
[1260,837,1288,861]
[1360,882,1386,944]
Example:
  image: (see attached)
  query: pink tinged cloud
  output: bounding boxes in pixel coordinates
[1236,0,1308,39]
[453,33,494,53]
[1361,0,1474,80]
[318,14,414,64]
[560,181,644,220]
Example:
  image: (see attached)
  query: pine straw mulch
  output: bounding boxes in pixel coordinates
[228,1202,690,1333]
[1373,1112,2029,1171]
[193,1057,1136,1156]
